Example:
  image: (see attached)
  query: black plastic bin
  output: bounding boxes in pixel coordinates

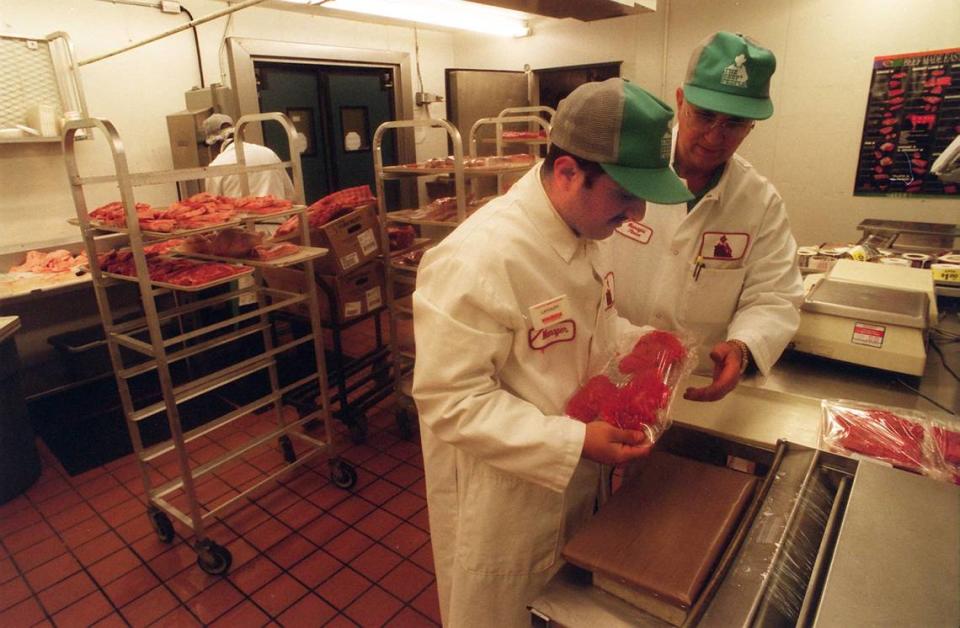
[0,328,41,504]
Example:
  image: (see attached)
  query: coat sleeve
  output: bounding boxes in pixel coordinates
[411,257,585,495]
[726,189,803,375]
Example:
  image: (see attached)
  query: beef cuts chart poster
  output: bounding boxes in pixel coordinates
[854,47,960,197]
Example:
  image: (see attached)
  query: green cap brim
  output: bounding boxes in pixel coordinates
[683,83,773,120]
[601,163,693,205]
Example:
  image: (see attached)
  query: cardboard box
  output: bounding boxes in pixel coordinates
[264,260,385,324]
[290,204,382,275]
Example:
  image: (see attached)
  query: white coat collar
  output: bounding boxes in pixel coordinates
[520,162,583,264]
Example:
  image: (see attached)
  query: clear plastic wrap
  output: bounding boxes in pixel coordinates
[930,419,960,485]
[819,399,959,483]
[566,327,698,443]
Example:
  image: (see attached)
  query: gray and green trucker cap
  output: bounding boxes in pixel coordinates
[549,78,692,204]
[682,31,776,120]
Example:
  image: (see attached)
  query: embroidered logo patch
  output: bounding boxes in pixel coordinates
[721,53,749,88]
[528,320,576,350]
[615,220,654,244]
[700,231,750,260]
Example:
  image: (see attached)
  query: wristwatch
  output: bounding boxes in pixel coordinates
[728,339,751,375]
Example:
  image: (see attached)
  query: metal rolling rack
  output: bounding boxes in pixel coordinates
[468,108,552,196]
[372,118,540,421]
[62,112,357,575]
[471,105,554,156]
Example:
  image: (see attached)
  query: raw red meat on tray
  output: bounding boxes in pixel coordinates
[88,194,238,232]
[98,246,250,288]
[273,185,375,238]
[566,328,694,443]
[233,194,292,214]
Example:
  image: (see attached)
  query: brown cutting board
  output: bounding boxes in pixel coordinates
[562,450,758,625]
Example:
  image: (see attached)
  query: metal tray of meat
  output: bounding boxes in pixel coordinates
[169,244,328,268]
[81,218,246,238]
[234,203,308,220]
[101,262,254,292]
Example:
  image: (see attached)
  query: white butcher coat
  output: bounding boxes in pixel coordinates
[600,149,803,375]
[412,164,631,627]
[205,140,295,199]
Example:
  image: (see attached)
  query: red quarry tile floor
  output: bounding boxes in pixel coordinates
[2,314,441,628]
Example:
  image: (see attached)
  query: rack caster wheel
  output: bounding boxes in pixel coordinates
[330,459,358,490]
[148,507,175,543]
[196,539,232,575]
[279,435,296,463]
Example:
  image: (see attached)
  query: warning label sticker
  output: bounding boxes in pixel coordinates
[851,322,885,348]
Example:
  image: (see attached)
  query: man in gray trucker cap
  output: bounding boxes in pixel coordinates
[411,78,691,627]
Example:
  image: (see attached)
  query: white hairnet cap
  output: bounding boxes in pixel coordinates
[202,113,234,145]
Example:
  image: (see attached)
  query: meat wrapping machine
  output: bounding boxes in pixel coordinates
[528,424,960,627]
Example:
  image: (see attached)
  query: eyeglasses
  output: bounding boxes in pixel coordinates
[683,105,755,137]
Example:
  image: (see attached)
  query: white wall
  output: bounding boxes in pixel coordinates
[2,0,959,255]
[0,0,455,255]
[453,0,960,246]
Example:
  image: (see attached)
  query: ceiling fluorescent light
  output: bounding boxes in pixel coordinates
[316,0,531,37]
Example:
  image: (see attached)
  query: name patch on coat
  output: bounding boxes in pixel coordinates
[615,220,653,244]
[528,320,576,350]
[700,231,749,260]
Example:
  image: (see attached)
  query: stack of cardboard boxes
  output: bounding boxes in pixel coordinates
[265,204,385,323]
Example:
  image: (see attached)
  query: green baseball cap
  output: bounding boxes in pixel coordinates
[682,31,776,120]
[549,78,692,204]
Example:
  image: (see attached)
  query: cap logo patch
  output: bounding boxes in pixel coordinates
[660,130,672,161]
[721,53,749,88]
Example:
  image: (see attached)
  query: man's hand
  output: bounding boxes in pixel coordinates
[582,421,653,465]
[683,340,743,402]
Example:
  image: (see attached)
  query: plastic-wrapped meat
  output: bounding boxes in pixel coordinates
[566,329,691,439]
[618,330,686,378]
[933,426,960,465]
[821,403,925,472]
[566,375,620,424]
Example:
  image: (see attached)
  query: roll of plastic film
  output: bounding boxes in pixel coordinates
[878,256,912,266]
[797,246,818,268]
[808,254,838,272]
[937,253,960,265]
[901,252,932,268]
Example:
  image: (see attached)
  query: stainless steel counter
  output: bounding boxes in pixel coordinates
[677,298,959,450]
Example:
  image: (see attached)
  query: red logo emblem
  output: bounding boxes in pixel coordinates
[528,320,576,350]
[615,220,653,244]
[700,231,749,260]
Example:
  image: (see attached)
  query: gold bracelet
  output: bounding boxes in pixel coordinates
[729,339,751,374]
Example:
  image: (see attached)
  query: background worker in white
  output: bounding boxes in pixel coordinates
[202,113,295,199]
[412,79,693,627]
[603,31,803,402]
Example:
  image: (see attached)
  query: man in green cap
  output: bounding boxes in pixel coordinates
[412,77,692,627]
[604,31,803,402]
